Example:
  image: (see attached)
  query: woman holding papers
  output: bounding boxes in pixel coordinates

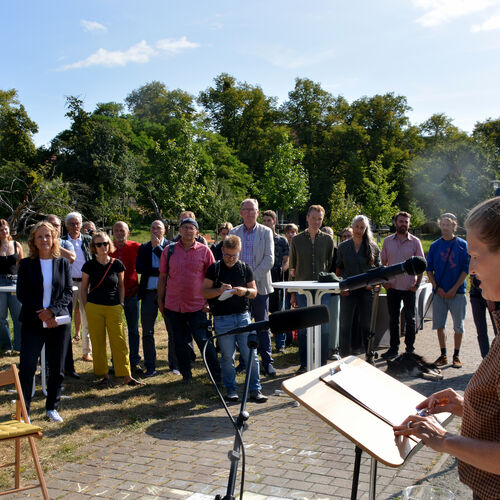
[395,197,500,500]
[17,221,73,423]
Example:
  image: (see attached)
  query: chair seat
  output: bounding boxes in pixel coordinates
[0,420,42,439]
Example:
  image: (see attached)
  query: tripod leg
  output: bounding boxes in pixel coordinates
[351,446,362,500]
[365,287,381,365]
[220,333,258,500]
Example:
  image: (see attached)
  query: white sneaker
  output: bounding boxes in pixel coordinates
[46,409,63,423]
[172,369,181,376]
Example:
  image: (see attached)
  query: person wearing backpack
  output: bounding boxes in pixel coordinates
[202,235,267,403]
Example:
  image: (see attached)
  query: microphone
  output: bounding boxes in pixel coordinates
[339,256,427,291]
[217,305,330,337]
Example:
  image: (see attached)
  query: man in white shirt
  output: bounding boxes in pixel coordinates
[62,212,93,362]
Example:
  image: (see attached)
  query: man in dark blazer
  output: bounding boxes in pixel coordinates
[62,211,93,361]
[136,220,175,377]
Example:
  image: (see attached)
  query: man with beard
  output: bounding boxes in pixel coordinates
[380,211,425,359]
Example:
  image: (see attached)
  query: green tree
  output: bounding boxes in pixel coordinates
[258,140,308,219]
[198,73,280,179]
[136,122,215,220]
[0,160,71,234]
[362,157,398,227]
[0,89,38,164]
[126,81,196,123]
[328,179,362,232]
[52,96,140,224]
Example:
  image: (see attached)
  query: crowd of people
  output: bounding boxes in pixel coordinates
[0,200,498,429]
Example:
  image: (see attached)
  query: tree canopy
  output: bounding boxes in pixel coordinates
[1,77,499,233]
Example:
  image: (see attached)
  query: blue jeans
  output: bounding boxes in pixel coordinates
[296,292,331,366]
[214,312,261,393]
[249,293,273,369]
[470,293,498,358]
[123,295,140,366]
[0,276,22,351]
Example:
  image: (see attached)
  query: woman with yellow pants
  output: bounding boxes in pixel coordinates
[81,231,142,386]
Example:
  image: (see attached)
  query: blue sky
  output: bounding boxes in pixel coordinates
[3,0,500,146]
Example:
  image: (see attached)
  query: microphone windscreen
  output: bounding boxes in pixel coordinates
[403,256,427,276]
[269,305,330,334]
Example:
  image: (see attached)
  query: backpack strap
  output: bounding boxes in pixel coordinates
[165,243,176,279]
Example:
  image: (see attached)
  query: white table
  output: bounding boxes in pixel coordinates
[272,281,340,370]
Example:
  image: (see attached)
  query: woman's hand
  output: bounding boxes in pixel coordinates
[394,415,449,452]
[37,308,54,322]
[416,388,464,417]
[37,308,58,328]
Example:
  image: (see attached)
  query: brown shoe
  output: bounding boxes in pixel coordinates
[434,354,448,366]
[82,354,93,362]
[452,355,462,368]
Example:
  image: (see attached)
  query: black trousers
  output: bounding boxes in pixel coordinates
[339,289,373,357]
[164,309,220,380]
[386,289,417,352]
[19,322,70,414]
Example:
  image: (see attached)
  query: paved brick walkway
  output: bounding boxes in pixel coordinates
[12,301,492,499]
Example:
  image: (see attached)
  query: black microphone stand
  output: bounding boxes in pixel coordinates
[215,331,258,500]
[365,285,381,365]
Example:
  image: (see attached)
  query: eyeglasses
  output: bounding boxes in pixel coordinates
[68,221,81,226]
[223,252,239,259]
[95,242,109,248]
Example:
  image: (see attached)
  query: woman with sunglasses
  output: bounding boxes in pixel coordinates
[81,231,142,386]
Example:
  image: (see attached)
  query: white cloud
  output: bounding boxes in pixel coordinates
[155,36,200,53]
[471,11,500,31]
[260,46,335,70]
[60,37,199,70]
[411,0,500,27]
[81,19,107,32]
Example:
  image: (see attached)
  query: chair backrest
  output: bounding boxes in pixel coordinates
[0,365,30,423]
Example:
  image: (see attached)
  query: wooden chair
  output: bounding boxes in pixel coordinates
[0,364,49,499]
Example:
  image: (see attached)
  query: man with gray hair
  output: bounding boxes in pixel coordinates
[230,199,276,377]
[62,211,93,361]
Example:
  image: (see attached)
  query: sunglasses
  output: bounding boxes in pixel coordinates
[95,242,109,248]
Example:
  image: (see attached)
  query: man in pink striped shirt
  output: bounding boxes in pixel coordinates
[380,211,425,359]
[157,218,220,383]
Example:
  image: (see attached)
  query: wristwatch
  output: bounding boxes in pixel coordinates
[245,289,250,297]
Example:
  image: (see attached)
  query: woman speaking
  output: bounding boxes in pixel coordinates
[17,221,73,423]
[394,197,500,500]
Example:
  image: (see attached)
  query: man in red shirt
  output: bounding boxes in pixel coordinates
[110,221,142,374]
[158,218,221,383]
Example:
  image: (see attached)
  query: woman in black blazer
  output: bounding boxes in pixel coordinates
[17,221,73,423]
